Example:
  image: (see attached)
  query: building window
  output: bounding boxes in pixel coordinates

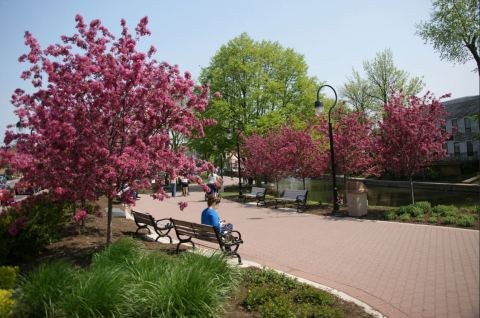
[464,117,472,133]
[451,119,458,133]
[466,141,473,156]
[454,142,461,157]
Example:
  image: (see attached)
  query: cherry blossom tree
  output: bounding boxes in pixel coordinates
[379,92,450,203]
[276,126,328,189]
[332,111,381,177]
[4,15,212,245]
[243,125,328,192]
[243,131,289,193]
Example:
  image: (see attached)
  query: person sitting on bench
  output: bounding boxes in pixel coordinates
[201,196,233,237]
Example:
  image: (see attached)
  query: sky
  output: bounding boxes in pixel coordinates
[0,0,478,139]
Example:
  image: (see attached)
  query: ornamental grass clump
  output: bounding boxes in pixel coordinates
[14,238,240,317]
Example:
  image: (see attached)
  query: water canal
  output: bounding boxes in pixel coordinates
[264,177,479,207]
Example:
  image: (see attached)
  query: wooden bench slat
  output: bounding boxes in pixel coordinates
[243,187,267,206]
[273,189,308,212]
[170,218,243,264]
[131,210,173,243]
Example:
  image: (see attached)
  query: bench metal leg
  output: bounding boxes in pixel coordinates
[234,252,242,265]
[135,224,150,236]
[175,237,193,254]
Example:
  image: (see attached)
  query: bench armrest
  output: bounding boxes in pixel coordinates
[155,218,173,230]
[296,195,306,202]
[224,230,243,242]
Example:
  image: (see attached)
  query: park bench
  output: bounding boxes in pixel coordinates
[243,187,267,206]
[170,218,244,264]
[273,189,308,212]
[132,210,173,243]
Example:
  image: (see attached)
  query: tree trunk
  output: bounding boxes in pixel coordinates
[409,176,415,204]
[71,202,77,216]
[107,197,113,246]
[302,177,306,190]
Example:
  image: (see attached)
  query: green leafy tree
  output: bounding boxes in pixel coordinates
[196,33,318,157]
[340,69,375,114]
[341,49,425,118]
[417,0,480,79]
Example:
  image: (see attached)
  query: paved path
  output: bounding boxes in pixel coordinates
[134,180,479,318]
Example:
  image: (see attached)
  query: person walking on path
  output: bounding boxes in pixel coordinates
[207,172,222,197]
[180,176,189,196]
[170,177,177,197]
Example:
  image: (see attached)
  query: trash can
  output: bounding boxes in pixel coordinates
[346,181,368,217]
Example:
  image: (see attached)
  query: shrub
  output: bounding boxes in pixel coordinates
[433,205,458,217]
[0,289,15,318]
[455,215,475,227]
[414,201,431,213]
[244,286,284,311]
[243,268,297,292]
[243,268,345,318]
[0,266,18,290]
[399,213,411,222]
[442,215,456,225]
[398,204,423,217]
[292,286,333,306]
[0,193,68,265]
[259,297,296,318]
[384,210,397,220]
[297,303,345,318]
[428,215,438,224]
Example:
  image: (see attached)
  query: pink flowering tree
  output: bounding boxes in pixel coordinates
[243,130,289,194]
[276,126,328,190]
[243,125,328,192]
[379,92,450,203]
[332,111,381,177]
[4,15,212,245]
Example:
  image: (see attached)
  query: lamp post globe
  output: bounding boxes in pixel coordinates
[315,84,339,213]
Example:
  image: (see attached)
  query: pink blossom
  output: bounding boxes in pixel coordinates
[178,201,188,211]
[73,210,88,225]
[213,91,222,99]
[202,184,211,193]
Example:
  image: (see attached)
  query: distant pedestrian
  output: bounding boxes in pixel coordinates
[207,172,222,196]
[170,177,177,197]
[180,176,189,196]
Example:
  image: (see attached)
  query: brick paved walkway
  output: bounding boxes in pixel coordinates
[134,182,479,318]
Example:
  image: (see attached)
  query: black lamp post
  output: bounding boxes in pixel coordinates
[226,128,243,197]
[315,84,339,213]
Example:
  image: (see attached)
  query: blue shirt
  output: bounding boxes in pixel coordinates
[201,207,220,232]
